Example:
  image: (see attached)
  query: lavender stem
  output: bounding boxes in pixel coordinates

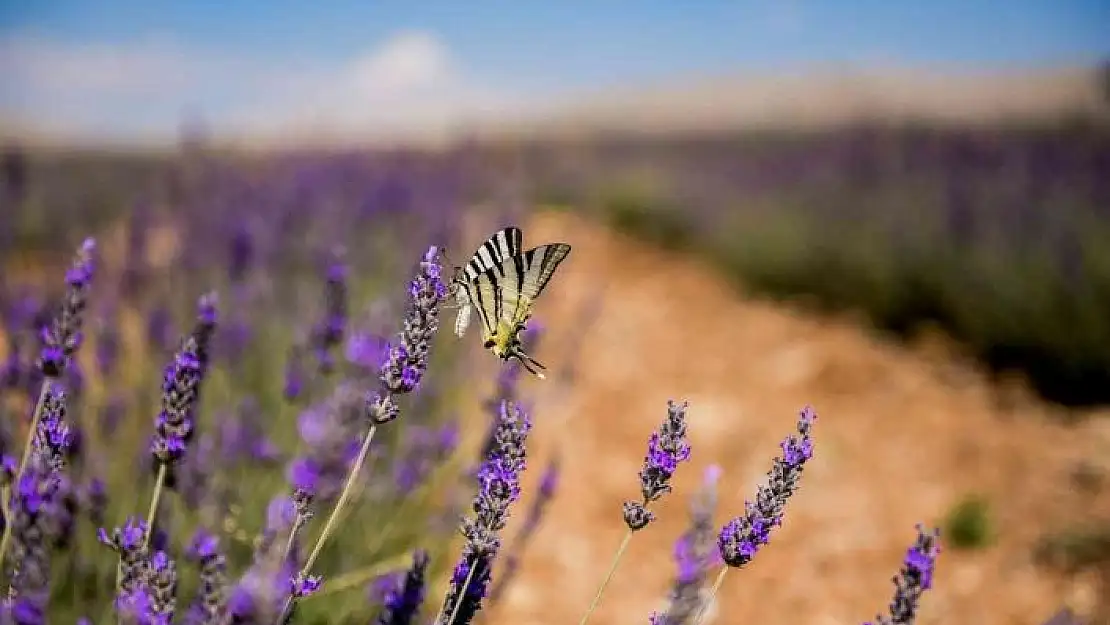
[275,423,380,623]
[299,551,416,599]
[0,379,52,568]
[143,463,168,549]
[440,558,481,625]
[691,567,727,625]
[577,528,634,625]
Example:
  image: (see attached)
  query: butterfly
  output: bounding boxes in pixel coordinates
[450,227,571,378]
[450,226,523,339]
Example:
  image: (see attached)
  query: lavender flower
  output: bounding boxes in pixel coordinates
[150,294,218,469]
[583,401,692,625]
[149,343,203,466]
[98,517,150,595]
[650,464,722,625]
[624,400,692,531]
[146,550,179,622]
[37,238,96,378]
[717,406,815,568]
[376,549,428,625]
[4,384,71,614]
[114,586,157,625]
[689,406,817,625]
[436,400,531,625]
[489,456,560,603]
[376,246,447,400]
[865,525,942,625]
[279,247,449,624]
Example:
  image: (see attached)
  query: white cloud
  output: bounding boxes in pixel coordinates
[0,30,524,144]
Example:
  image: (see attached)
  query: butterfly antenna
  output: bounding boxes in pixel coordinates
[511,346,548,380]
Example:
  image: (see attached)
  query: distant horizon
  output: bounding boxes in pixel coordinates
[2,1,1108,144]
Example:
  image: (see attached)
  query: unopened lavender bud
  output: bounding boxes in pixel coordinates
[366,392,400,425]
[622,501,655,531]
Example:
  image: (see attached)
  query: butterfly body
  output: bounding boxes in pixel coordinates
[451,227,571,378]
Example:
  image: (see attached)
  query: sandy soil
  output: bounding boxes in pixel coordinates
[465,211,1110,625]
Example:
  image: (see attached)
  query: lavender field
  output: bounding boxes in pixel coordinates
[0,120,1103,623]
[518,122,1110,407]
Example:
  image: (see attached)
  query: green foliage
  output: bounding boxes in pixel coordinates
[601,186,693,252]
[943,494,994,551]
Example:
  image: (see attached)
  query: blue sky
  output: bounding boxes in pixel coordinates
[1,1,1107,142]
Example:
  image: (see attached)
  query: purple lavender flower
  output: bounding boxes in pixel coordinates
[376,246,446,400]
[146,550,179,622]
[0,597,45,625]
[288,572,322,598]
[718,406,815,569]
[37,238,96,378]
[185,531,227,625]
[98,517,150,594]
[865,525,942,625]
[115,586,158,625]
[436,400,531,625]
[623,400,692,531]
[4,384,71,613]
[376,549,428,625]
[489,455,560,603]
[150,294,218,469]
[650,464,722,625]
[149,345,202,466]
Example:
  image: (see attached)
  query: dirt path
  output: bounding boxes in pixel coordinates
[466,211,1110,625]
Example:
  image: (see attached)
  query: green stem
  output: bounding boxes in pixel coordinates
[691,567,729,625]
[0,379,53,570]
[142,463,168,550]
[306,551,415,600]
[274,423,379,624]
[577,528,634,625]
[434,555,480,625]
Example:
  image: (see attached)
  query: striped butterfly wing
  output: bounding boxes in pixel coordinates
[464,270,504,344]
[453,289,473,337]
[453,227,523,338]
[498,243,573,327]
[458,227,523,284]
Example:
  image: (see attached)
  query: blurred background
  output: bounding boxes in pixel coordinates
[2,1,1110,624]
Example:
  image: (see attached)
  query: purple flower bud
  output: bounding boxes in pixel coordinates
[718,406,816,569]
[438,401,531,624]
[866,525,942,625]
[623,401,691,532]
[380,247,446,395]
[37,238,95,377]
[375,550,428,625]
